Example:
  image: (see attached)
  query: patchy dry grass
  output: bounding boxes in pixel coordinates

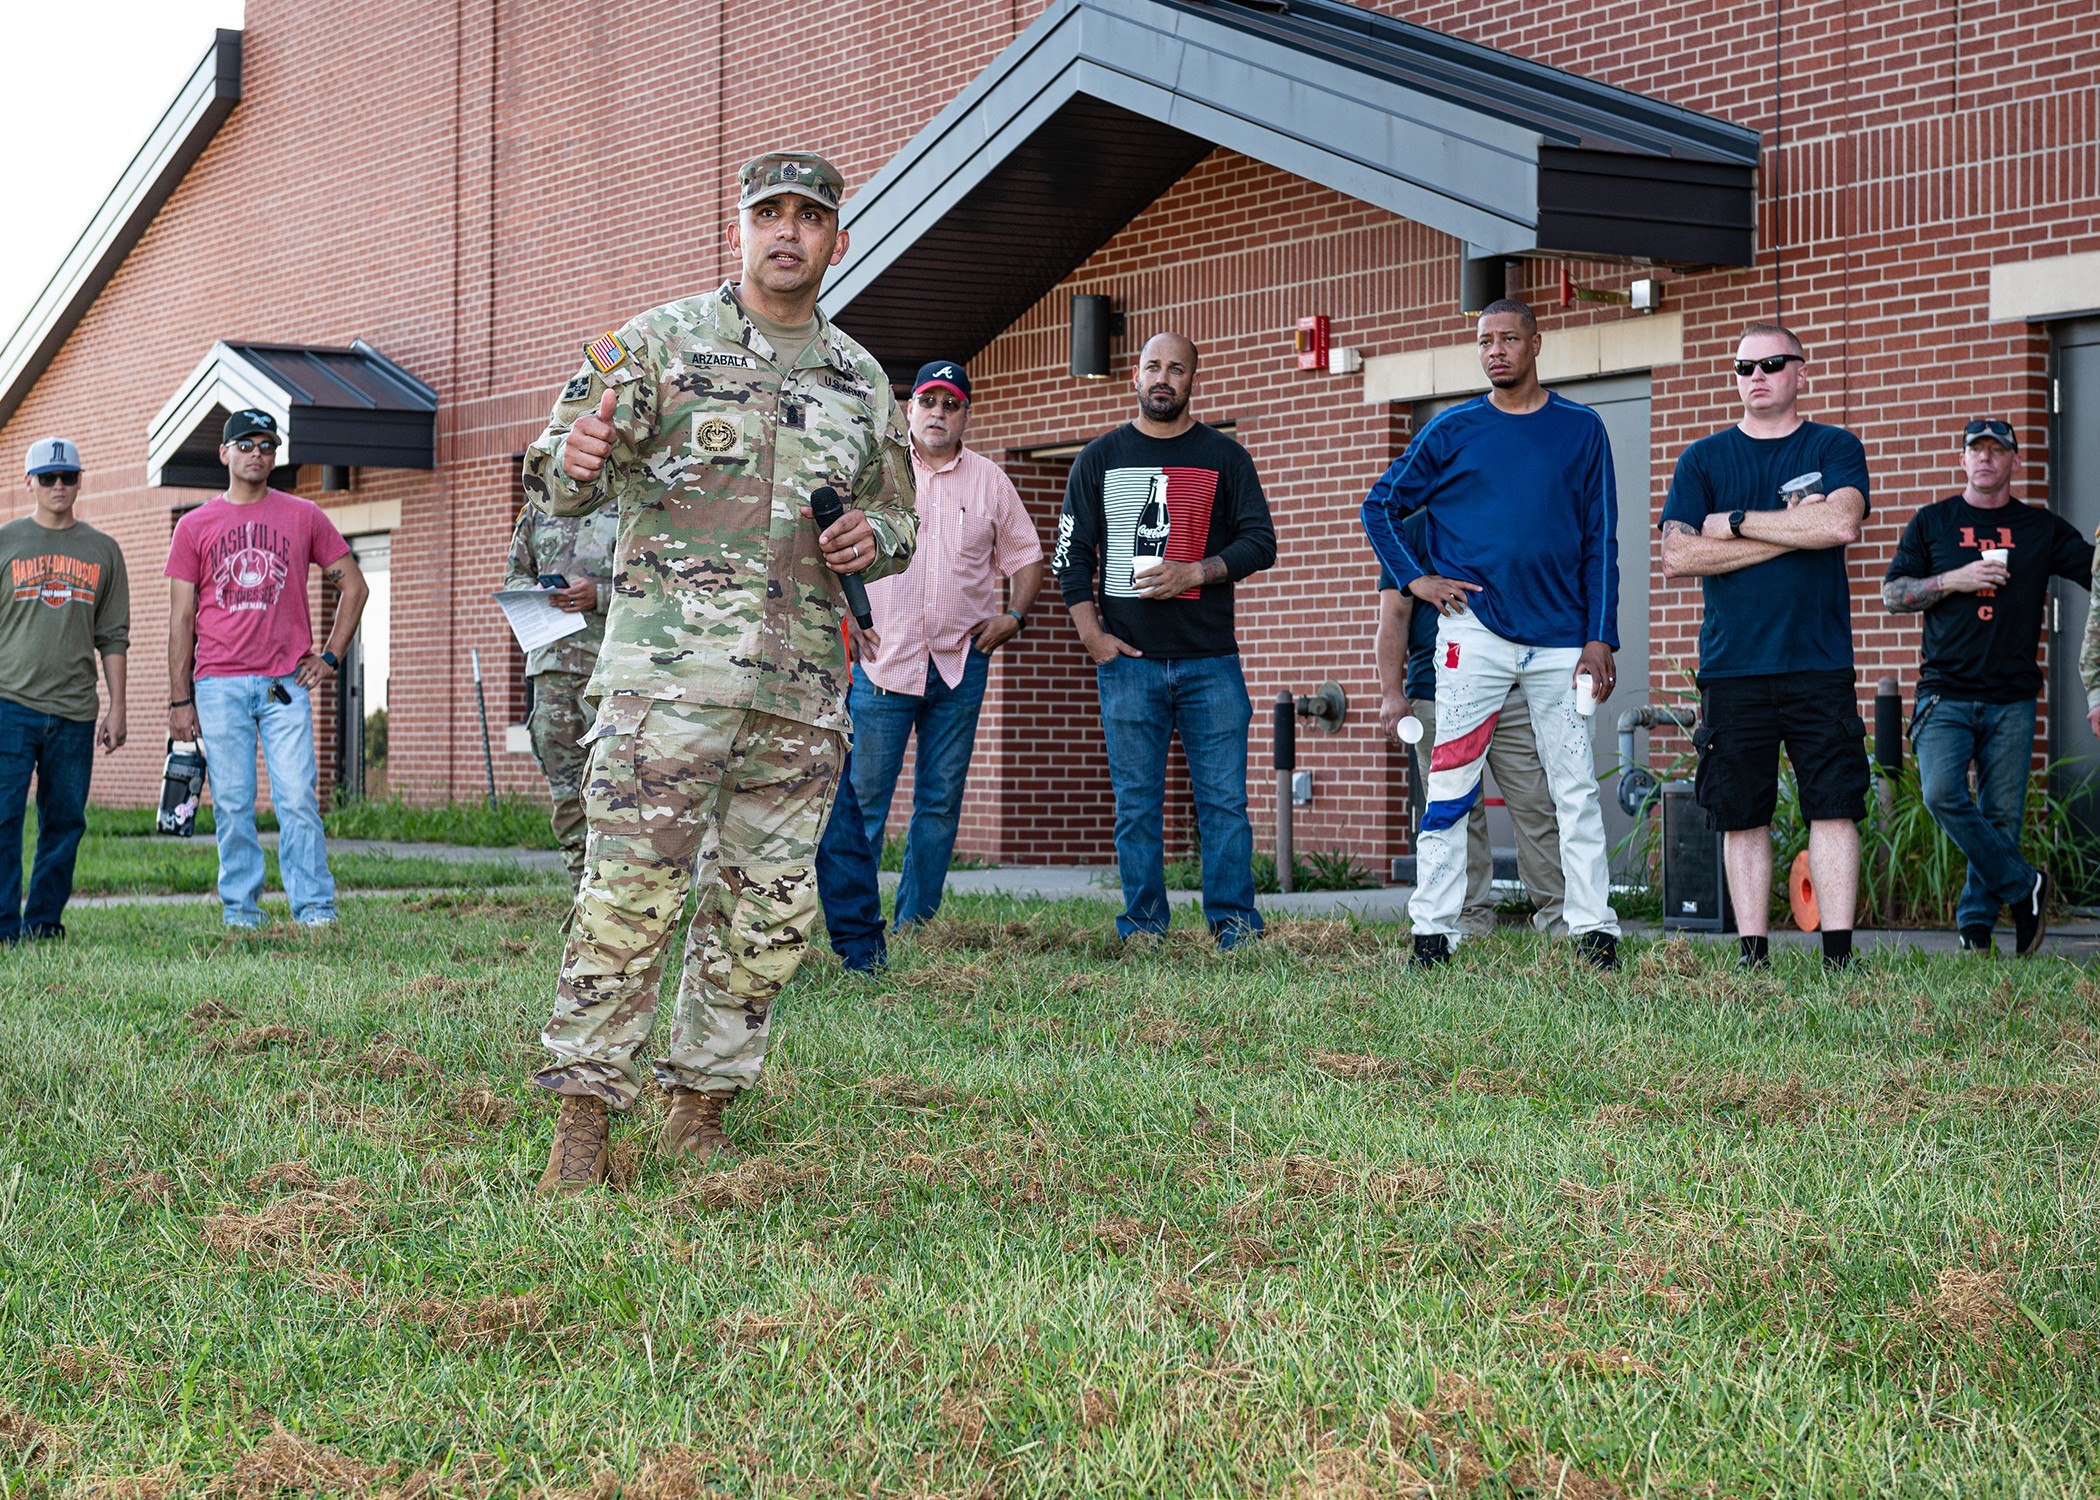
[0,895,2096,1495]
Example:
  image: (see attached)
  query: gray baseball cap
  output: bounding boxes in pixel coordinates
[24,437,81,476]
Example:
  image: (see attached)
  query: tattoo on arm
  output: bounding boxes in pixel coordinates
[1660,520,1698,540]
[1882,573,1944,613]
[1199,557,1228,585]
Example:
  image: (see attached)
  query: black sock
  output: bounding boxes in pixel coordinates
[1821,929,1854,968]
[1739,935,1769,966]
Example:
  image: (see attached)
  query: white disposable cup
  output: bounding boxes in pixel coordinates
[1982,547,2009,567]
[1131,554,1163,577]
[1398,715,1424,745]
[1575,673,1597,717]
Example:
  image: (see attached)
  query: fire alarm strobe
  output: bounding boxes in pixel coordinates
[1294,315,1330,371]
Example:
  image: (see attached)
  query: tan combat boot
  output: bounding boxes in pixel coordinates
[662,1087,734,1165]
[538,1094,610,1194]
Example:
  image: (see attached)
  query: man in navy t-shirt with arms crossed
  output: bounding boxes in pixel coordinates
[1659,323,1871,971]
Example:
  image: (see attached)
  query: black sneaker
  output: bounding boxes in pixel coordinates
[2013,872,2050,957]
[1578,931,1619,972]
[1958,925,1994,954]
[1411,933,1451,968]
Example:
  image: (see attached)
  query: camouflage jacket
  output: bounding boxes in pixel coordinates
[503,501,622,677]
[521,281,916,733]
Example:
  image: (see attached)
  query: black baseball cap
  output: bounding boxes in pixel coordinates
[223,409,280,444]
[912,361,971,403]
[1961,418,2018,452]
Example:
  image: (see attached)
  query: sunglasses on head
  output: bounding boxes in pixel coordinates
[1733,354,1804,377]
[229,438,278,454]
[913,392,965,412]
[1964,419,2016,445]
[32,472,79,488]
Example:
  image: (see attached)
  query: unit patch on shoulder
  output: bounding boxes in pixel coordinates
[562,372,593,402]
[586,331,631,375]
[692,413,745,458]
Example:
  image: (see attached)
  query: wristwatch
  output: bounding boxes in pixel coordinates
[1728,510,1747,538]
[320,650,340,671]
[1005,609,1027,630]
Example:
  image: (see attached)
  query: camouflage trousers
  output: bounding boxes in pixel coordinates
[527,671,594,883]
[534,695,842,1109]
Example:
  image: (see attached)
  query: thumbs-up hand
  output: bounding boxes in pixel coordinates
[561,387,619,482]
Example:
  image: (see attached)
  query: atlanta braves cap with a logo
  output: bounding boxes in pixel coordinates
[737,151,844,212]
[912,361,972,404]
[23,437,81,476]
[223,409,280,444]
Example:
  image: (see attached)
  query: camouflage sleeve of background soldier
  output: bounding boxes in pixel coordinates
[520,327,652,519]
[2083,561,2100,712]
[503,503,540,592]
[846,378,918,585]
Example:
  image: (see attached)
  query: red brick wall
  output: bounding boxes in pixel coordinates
[1,0,2093,875]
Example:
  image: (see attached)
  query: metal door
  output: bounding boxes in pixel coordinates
[2050,318,2100,879]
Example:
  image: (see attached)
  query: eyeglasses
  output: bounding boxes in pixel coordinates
[913,393,965,413]
[32,473,79,488]
[1733,354,1804,377]
[1964,419,2016,445]
[229,438,278,454]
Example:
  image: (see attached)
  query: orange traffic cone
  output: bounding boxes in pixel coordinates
[1788,850,1819,932]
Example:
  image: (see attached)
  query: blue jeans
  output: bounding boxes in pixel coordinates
[1914,695,2037,930]
[0,699,95,941]
[1094,652,1263,946]
[814,745,887,972]
[194,675,336,926]
[848,651,990,929]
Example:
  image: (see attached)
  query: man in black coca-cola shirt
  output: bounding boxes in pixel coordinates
[1883,418,2093,955]
[1053,333,1277,950]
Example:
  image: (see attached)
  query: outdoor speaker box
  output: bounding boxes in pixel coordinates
[1660,779,1731,932]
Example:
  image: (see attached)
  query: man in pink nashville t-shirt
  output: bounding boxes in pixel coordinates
[165,409,369,930]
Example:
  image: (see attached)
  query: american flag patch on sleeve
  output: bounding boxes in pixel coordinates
[586,332,629,374]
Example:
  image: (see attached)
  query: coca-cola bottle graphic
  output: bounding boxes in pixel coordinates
[1131,474,1170,581]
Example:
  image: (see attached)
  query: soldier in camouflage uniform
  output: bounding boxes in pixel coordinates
[503,502,621,887]
[522,150,917,1193]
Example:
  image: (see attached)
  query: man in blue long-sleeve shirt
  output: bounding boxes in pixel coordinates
[1362,299,1622,969]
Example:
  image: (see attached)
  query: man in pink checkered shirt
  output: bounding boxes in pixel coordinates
[816,359,1045,949]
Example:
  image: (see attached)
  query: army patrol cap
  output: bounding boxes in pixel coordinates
[24,437,82,476]
[737,151,844,213]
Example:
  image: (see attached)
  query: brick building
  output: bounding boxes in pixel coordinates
[4,0,2097,872]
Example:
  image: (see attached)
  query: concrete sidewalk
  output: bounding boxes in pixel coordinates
[80,842,2100,957]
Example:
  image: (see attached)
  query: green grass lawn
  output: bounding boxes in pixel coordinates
[19,808,559,898]
[1,894,2095,1496]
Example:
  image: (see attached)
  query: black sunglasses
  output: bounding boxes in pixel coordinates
[1963,419,2016,444]
[913,392,966,412]
[32,472,79,488]
[229,438,279,454]
[1733,354,1804,377]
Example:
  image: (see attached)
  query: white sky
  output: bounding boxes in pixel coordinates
[0,1,246,343]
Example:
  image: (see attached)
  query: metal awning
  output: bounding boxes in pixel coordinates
[147,340,438,490]
[826,0,1760,377]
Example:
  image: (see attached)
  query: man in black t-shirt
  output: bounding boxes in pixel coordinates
[1883,418,2091,955]
[1053,333,1277,949]
[1660,323,1872,971]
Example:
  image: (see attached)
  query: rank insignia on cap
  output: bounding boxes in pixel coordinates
[586,332,630,374]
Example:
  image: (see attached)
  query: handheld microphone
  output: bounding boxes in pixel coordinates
[809,484,874,630]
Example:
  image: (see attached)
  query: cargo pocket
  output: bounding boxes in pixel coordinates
[579,694,651,836]
[1690,722,1719,811]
